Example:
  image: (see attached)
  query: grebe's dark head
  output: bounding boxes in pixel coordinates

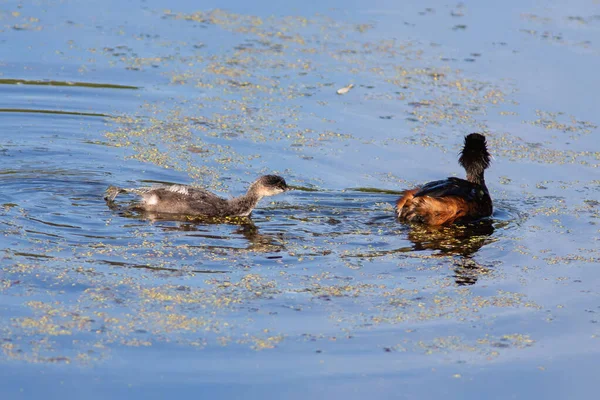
[249,175,289,197]
[459,133,491,174]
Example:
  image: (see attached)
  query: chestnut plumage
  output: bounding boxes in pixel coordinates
[395,133,493,225]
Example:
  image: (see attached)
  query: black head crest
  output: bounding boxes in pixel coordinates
[259,175,289,191]
[459,133,491,173]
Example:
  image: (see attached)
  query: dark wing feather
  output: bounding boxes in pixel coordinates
[187,189,230,215]
[144,186,228,216]
[414,177,484,201]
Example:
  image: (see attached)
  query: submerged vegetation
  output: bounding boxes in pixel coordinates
[0,0,599,397]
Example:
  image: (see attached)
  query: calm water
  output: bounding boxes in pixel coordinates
[1,0,599,398]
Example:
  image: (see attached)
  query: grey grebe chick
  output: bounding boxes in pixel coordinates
[104,175,289,218]
[395,133,493,225]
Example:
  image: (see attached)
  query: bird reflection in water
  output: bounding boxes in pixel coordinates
[120,208,286,254]
[406,219,496,285]
[231,222,286,254]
